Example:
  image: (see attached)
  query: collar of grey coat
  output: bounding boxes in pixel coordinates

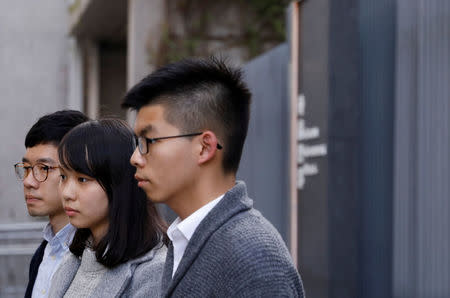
[161,180,252,297]
[50,243,165,297]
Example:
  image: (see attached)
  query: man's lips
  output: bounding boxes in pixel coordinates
[64,207,79,216]
[134,174,149,188]
[25,195,41,203]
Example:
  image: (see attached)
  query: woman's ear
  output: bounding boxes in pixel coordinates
[198,131,221,165]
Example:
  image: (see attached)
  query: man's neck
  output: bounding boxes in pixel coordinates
[49,212,70,235]
[172,174,235,220]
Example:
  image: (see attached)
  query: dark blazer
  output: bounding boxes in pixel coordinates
[161,181,305,297]
[24,240,47,298]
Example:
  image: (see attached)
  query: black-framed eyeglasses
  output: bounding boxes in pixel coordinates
[13,163,59,182]
[135,132,223,155]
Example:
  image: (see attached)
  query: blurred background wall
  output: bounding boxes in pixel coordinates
[0,1,76,296]
[296,0,449,297]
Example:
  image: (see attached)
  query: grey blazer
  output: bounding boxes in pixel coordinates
[49,245,167,298]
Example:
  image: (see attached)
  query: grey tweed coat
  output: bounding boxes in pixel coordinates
[161,181,305,297]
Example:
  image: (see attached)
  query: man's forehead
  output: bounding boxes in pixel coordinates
[134,105,166,135]
[23,144,59,164]
[133,113,157,135]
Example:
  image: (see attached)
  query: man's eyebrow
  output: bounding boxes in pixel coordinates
[21,157,56,165]
[137,125,154,136]
[36,158,57,165]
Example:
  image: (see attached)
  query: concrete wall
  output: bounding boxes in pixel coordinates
[0,0,70,223]
[127,0,165,87]
[0,1,73,296]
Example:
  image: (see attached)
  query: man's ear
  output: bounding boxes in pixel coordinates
[198,131,221,165]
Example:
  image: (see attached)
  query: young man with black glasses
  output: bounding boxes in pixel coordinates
[123,58,305,297]
[14,110,88,298]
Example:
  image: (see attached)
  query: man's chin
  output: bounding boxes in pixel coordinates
[145,193,162,203]
[27,208,49,217]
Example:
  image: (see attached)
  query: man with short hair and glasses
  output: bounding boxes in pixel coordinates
[123,57,304,297]
[14,110,89,298]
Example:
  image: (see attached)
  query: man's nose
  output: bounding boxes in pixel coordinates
[23,170,39,189]
[130,147,145,168]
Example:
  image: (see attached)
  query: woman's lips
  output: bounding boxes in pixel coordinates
[64,207,79,217]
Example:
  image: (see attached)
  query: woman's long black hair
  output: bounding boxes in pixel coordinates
[58,119,168,268]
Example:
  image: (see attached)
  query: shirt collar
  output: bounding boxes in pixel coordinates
[167,217,182,242]
[167,194,224,242]
[42,222,76,249]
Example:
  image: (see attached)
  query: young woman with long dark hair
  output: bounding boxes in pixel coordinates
[49,119,167,297]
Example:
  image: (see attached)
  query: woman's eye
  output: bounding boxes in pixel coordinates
[78,177,88,183]
[60,174,66,181]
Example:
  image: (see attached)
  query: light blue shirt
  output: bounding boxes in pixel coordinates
[32,222,75,298]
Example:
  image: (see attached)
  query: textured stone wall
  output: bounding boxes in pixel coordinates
[150,0,287,66]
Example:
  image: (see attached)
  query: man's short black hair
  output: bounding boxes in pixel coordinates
[25,110,90,148]
[122,57,252,174]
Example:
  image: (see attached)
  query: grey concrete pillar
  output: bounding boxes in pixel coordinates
[127,0,165,88]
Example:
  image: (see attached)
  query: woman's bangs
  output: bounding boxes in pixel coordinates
[59,130,95,177]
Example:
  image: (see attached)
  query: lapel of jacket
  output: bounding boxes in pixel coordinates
[163,181,252,297]
[91,246,159,297]
[30,240,47,280]
[51,254,80,297]
[32,240,47,272]
[25,240,48,298]
[161,242,174,294]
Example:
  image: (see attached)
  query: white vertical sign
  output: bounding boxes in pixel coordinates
[297,94,327,189]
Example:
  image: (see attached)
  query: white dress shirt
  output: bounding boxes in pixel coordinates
[32,223,75,298]
[167,195,224,277]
